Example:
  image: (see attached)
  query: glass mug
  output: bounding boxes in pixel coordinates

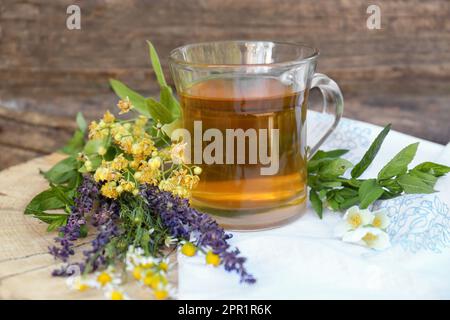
[169,41,343,230]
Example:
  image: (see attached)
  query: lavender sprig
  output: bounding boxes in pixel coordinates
[83,201,121,272]
[49,176,98,262]
[142,186,256,284]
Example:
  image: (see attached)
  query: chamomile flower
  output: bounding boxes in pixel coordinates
[205,251,221,267]
[104,288,130,300]
[66,275,96,292]
[180,242,197,257]
[164,236,177,247]
[95,267,121,287]
[342,227,391,250]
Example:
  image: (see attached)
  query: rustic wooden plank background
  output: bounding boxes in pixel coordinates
[1,0,450,169]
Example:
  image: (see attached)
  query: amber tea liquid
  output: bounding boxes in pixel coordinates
[180,76,308,229]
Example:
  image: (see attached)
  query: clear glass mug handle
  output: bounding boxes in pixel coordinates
[307,73,344,160]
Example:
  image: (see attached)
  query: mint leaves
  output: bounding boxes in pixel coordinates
[308,124,450,217]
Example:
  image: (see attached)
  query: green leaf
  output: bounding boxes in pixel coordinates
[309,189,323,219]
[409,170,438,187]
[412,162,450,177]
[351,124,391,178]
[76,112,87,133]
[308,149,349,172]
[147,40,167,87]
[146,98,175,124]
[318,181,342,188]
[42,156,79,185]
[318,158,353,178]
[109,79,149,116]
[61,130,85,155]
[397,174,435,194]
[310,149,349,161]
[358,179,384,209]
[25,188,66,215]
[46,215,69,232]
[378,142,419,180]
[160,85,182,118]
[83,139,105,155]
[339,197,360,210]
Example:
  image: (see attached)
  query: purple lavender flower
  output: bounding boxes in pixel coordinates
[142,186,256,284]
[82,201,120,272]
[49,176,99,262]
[50,177,121,276]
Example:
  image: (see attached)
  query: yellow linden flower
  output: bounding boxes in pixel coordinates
[84,160,93,172]
[120,180,135,192]
[98,146,107,156]
[135,115,148,127]
[206,251,220,267]
[88,121,99,139]
[134,171,142,180]
[103,110,115,124]
[117,97,133,114]
[170,142,187,165]
[148,157,161,170]
[154,289,169,300]
[181,242,197,257]
[193,166,202,175]
[183,174,200,190]
[111,154,129,171]
[137,162,160,185]
[97,272,112,286]
[94,165,117,182]
[101,181,120,199]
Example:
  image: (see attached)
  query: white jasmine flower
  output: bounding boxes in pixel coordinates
[371,210,390,229]
[343,227,391,250]
[334,205,374,236]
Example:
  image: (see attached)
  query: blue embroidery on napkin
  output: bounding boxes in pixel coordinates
[374,195,450,253]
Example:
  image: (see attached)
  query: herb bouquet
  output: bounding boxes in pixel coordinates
[25,42,255,300]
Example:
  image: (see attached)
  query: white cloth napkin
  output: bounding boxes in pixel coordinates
[178,114,450,299]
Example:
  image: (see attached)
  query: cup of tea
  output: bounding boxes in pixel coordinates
[169,41,343,230]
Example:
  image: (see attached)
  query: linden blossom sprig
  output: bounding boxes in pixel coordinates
[308,124,450,218]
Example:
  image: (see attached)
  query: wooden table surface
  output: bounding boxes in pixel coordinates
[0,153,177,299]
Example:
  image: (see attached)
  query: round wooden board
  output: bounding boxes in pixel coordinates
[0,154,177,299]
